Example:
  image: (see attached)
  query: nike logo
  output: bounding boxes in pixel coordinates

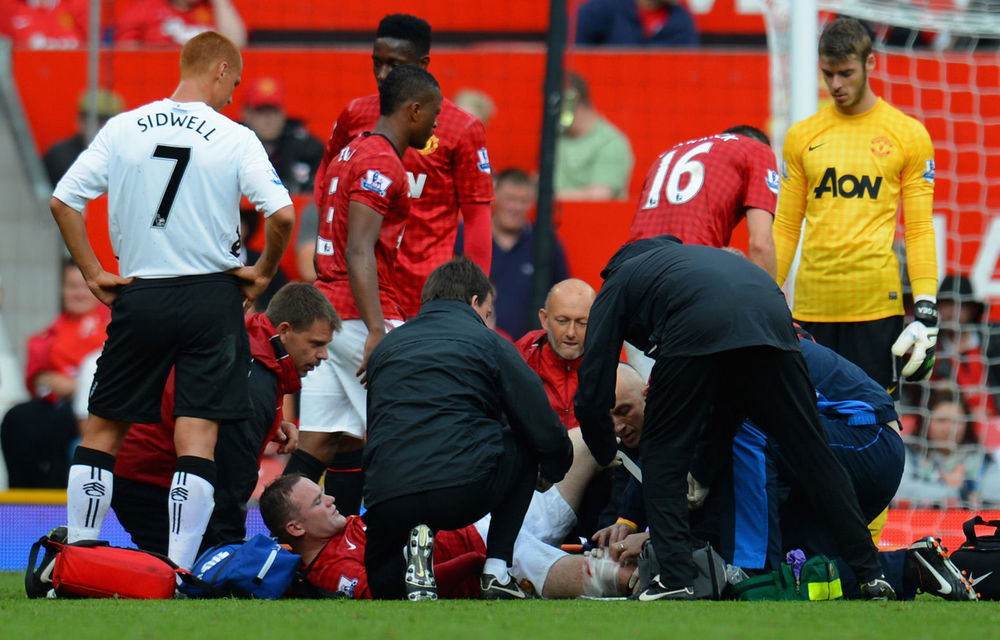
[344,535,357,551]
[808,143,827,151]
[914,552,954,594]
[638,585,694,601]
[970,571,993,587]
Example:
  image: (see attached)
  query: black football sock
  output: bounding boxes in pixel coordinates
[323,448,364,515]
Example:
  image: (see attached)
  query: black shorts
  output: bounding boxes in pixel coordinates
[796,316,903,396]
[88,274,251,424]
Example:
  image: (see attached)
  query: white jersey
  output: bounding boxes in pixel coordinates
[53,98,292,278]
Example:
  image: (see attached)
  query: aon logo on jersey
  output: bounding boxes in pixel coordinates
[813,168,882,199]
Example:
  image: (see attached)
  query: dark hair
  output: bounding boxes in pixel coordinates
[922,387,979,446]
[265,282,342,333]
[723,125,770,146]
[376,14,432,58]
[938,274,985,322]
[379,65,440,116]
[421,257,492,305]
[566,71,591,107]
[819,16,873,62]
[61,258,81,278]
[494,167,533,190]
[259,473,305,544]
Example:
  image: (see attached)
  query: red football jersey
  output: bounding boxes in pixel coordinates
[314,132,410,321]
[307,515,371,599]
[305,516,484,599]
[1,0,88,48]
[628,133,779,246]
[316,95,494,317]
[114,0,216,46]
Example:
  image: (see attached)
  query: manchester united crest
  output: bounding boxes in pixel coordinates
[871,136,894,157]
[419,135,440,156]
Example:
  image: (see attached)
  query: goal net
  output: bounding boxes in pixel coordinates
[764,0,1000,549]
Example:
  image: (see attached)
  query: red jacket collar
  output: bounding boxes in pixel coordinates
[532,330,583,371]
[246,313,301,396]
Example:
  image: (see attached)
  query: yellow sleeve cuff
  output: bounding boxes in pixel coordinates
[615,517,638,532]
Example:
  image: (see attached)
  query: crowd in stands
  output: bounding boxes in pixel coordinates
[896,274,1000,511]
[2,7,998,605]
[0,0,245,48]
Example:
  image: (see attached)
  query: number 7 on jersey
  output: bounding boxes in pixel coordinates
[151,145,191,228]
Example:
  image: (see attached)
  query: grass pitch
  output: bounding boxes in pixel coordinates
[2,572,997,640]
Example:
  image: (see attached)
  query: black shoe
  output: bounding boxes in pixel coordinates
[404,525,437,601]
[909,536,978,601]
[26,526,68,598]
[480,573,531,599]
[860,576,897,601]
[47,526,68,543]
[630,576,696,601]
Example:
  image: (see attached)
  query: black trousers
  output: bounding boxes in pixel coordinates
[363,430,536,599]
[1,398,78,488]
[642,346,883,588]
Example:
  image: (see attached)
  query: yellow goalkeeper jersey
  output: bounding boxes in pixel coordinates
[774,98,937,322]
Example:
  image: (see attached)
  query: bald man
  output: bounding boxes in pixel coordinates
[515,278,606,527]
[516,278,596,430]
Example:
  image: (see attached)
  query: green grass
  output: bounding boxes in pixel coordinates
[2,572,998,640]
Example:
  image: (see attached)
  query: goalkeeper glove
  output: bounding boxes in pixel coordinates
[891,298,939,382]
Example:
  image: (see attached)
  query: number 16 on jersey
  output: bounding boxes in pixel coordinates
[642,142,712,209]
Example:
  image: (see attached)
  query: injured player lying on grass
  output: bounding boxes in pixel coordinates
[260,427,633,600]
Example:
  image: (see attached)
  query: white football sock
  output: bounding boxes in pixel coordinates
[67,463,113,542]
[167,470,215,570]
[484,558,510,583]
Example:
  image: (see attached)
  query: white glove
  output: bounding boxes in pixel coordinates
[687,472,709,510]
[891,299,939,382]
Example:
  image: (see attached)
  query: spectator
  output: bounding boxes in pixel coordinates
[575,0,699,48]
[0,0,87,49]
[43,89,125,187]
[555,72,634,201]
[896,388,986,509]
[453,89,496,128]
[114,0,246,47]
[477,168,569,339]
[932,274,996,435]
[1,261,109,487]
[242,76,325,195]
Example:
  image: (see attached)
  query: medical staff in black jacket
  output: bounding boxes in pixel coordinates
[362,258,574,599]
[574,235,894,601]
